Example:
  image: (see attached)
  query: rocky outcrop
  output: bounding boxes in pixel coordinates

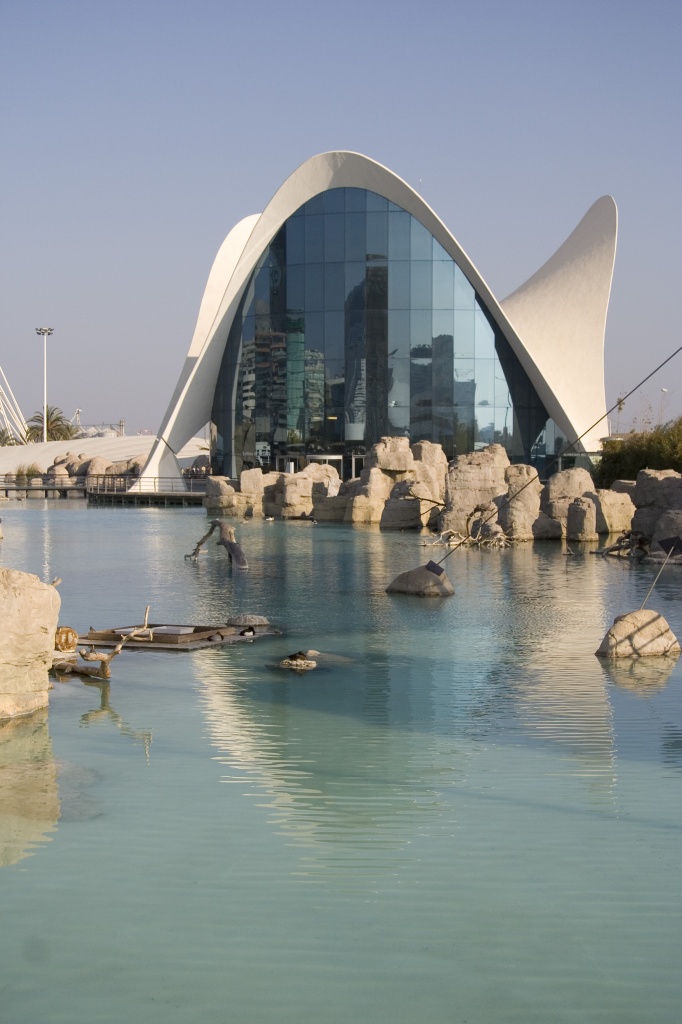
[540,467,595,536]
[498,464,542,542]
[631,469,682,542]
[596,610,681,658]
[567,497,599,541]
[439,444,510,535]
[0,569,60,719]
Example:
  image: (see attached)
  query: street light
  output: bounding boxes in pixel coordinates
[35,327,54,443]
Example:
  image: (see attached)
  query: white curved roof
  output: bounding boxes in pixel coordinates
[139,151,616,481]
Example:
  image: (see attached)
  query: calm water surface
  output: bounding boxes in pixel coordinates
[0,503,680,1024]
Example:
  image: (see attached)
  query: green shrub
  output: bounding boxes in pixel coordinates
[595,416,682,487]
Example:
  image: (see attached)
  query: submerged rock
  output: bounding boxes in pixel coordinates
[386,562,454,597]
[595,609,681,658]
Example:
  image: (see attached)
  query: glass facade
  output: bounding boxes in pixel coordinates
[212,188,559,477]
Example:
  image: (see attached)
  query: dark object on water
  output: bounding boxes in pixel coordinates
[657,536,682,556]
[425,560,444,576]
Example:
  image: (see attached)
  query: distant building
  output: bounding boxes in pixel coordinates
[139,152,617,482]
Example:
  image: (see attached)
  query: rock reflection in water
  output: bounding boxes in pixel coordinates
[600,653,679,696]
[0,709,59,867]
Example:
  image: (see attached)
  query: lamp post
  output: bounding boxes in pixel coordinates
[35,327,54,443]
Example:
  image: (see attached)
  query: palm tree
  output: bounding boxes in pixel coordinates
[0,426,20,446]
[26,406,79,442]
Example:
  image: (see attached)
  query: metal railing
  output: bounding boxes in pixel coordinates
[86,475,209,495]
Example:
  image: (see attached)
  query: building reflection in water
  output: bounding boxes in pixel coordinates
[194,535,679,876]
[0,709,59,867]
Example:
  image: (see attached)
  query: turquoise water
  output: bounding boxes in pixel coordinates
[1,503,680,1024]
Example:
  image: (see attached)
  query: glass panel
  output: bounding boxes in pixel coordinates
[366,211,388,259]
[387,309,411,358]
[494,405,514,448]
[254,265,270,309]
[305,215,324,263]
[324,262,345,310]
[432,309,454,341]
[475,308,496,359]
[432,406,456,457]
[454,362,476,407]
[475,358,495,407]
[454,265,476,309]
[410,217,432,260]
[410,309,432,353]
[325,311,344,361]
[493,365,511,409]
[388,402,410,434]
[324,214,344,262]
[432,334,454,407]
[304,193,324,215]
[454,310,475,358]
[286,217,305,264]
[323,188,344,213]
[366,191,388,211]
[476,407,496,446]
[305,263,324,311]
[388,355,410,409]
[388,210,411,260]
[410,355,431,407]
[344,188,366,212]
[432,260,454,308]
[345,212,366,261]
[286,264,304,311]
[432,237,450,261]
[305,311,324,352]
[345,261,365,304]
[410,261,432,309]
[388,261,410,309]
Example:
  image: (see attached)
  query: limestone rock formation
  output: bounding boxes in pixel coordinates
[440,444,510,535]
[631,469,682,540]
[567,496,599,541]
[590,489,636,534]
[0,569,61,719]
[596,609,681,658]
[365,436,415,473]
[498,464,542,541]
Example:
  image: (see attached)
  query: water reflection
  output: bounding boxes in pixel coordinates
[198,649,462,875]
[600,654,678,696]
[73,678,153,762]
[0,710,59,866]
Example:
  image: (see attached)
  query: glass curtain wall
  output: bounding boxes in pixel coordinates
[211,188,557,477]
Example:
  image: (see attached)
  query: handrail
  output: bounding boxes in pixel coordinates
[85,475,209,494]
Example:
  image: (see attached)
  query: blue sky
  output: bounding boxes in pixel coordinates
[1,0,680,435]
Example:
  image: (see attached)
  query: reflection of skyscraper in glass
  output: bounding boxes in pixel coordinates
[305,348,325,442]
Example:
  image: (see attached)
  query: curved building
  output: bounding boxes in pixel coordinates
[139,152,617,483]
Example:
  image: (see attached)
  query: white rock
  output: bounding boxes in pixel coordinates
[595,609,681,658]
[0,569,61,719]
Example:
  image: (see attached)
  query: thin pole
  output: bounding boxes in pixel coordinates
[43,332,47,443]
[639,546,676,610]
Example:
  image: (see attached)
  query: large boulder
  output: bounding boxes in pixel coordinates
[280,474,314,519]
[386,562,454,597]
[312,495,349,522]
[365,436,415,473]
[596,609,681,658]
[203,477,238,513]
[632,469,682,540]
[542,467,596,505]
[650,510,682,554]
[299,462,341,498]
[498,464,542,542]
[567,497,599,541]
[440,444,510,534]
[590,489,636,534]
[0,569,60,719]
